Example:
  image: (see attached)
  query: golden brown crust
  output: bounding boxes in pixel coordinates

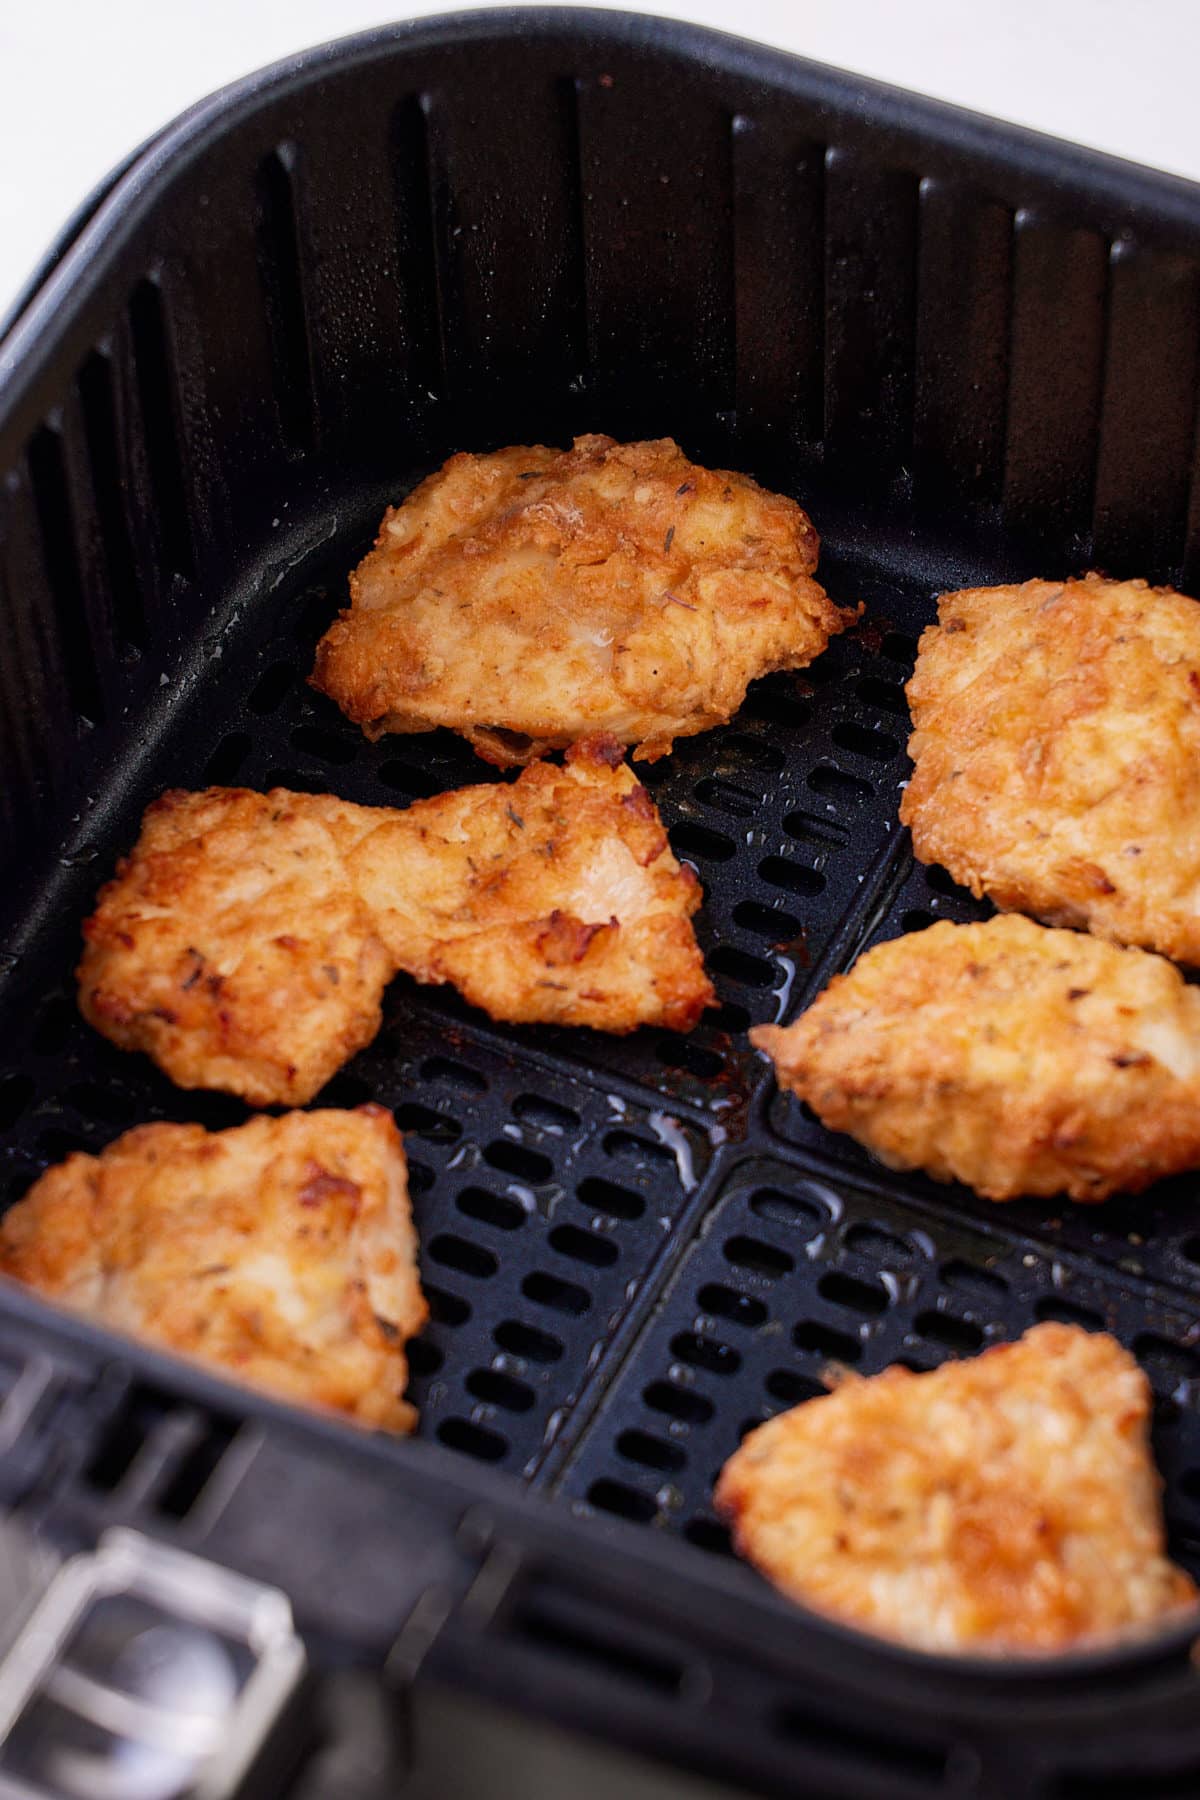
[901,574,1200,964]
[79,750,714,1103]
[346,738,714,1035]
[79,787,394,1108]
[752,914,1200,1201]
[311,434,854,764]
[715,1324,1196,1655]
[0,1107,427,1432]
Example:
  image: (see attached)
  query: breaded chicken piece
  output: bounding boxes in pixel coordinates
[715,1324,1196,1655]
[751,915,1200,1201]
[79,742,714,1104]
[79,786,394,1108]
[312,435,854,765]
[346,737,713,1033]
[0,1107,426,1432]
[902,575,1200,964]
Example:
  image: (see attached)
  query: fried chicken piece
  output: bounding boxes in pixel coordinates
[0,1107,426,1432]
[312,435,854,765]
[79,786,394,1108]
[345,737,713,1033]
[902,575,1200,964]
[751,914,1200,1201]
[715,1323,1196,1654]
[79,743,714,1104]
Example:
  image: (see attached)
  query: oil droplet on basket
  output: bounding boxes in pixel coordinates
[772,955,799,1023]
[656,1484,684,1512]
[446,1142,481,1173]
[542,1406,569,1449]
[649,1112,696,1190]
[506,1182,537,1215]
[606,1093,628,1118]
[538,1185,564,1220]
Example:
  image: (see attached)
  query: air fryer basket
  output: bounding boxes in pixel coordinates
[5,10,1200,1795]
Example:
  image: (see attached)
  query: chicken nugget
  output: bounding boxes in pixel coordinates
[79,744,714,1104]
[0,1106,426,1431]
[312,434,854,764]
[346,738,714,1034]
[79,786,394,1107]
[902,574,1200,963]
[715,1323,1196,1654]
[751,914,1200,1201]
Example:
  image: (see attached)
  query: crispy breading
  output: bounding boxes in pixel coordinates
[311,434,854,765]
[345,738,712,1033]
[751,914,1200,1201]
[715,1323,1196,1654]
[79,743,714,1104]
[901,575,1200,964]
[0,1107,426,1432]
[79,786,394,1108]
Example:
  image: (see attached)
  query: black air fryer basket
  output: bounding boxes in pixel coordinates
[4,11,1200,1796]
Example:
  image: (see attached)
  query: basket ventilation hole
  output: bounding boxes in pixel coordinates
[941,1259,1008,1298]
[749,1188,824,1234]
[616,1429,685,1474]
[913,1310,985,1353]
[807,764,873,804]
[576,1176,644,1222]
[549,1224,618,1269]
[587,1478,657,1523]
[456,1188,525,1234]
[642,1381,714,1426]
[669,1332,741,1377]
[723,1235,793,1279]
[670,822,737,863]
[522,1271,591,1316]
[484,1139,553,1183]
[425,1285,472,1327]
[696,1282,768,1330]
[793,1320,861,1362]
[437,1418,508,1462]
[512,1093,581,1133]
[856,676,907,715]
[830,721,899,763]
[817,1269,889,1316]
[465,1369,535,1413]
[494,1320,563,1364]
[428,1234,498,1280]
[758,856,826,898]
[290,723,356,765]
[765,1368,827,1407]
[421,1056,487,1094]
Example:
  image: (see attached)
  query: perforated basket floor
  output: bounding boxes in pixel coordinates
[3,520,1200,1594]
[9,19,1200,1793]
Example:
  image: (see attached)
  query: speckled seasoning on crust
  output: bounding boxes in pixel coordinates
[312,434,856,764]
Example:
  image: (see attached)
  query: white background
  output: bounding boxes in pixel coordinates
[1,0,1199,322]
